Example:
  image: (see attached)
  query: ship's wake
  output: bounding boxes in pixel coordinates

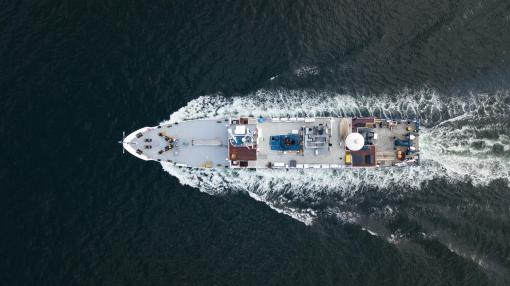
[162,89,509,222]
[165,90,507,186]
[160,89,510,276]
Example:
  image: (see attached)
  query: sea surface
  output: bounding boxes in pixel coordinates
[1,0,510,285]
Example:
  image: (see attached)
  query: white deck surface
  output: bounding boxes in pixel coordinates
[124,120,229,168]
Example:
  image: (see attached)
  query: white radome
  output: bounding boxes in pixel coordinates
[345,132,364,151]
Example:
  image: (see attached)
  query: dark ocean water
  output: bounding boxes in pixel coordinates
[1,0,510,285]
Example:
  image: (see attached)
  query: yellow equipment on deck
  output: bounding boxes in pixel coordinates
[345,151,352,165]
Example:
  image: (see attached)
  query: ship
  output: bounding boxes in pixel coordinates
[121,117,420,169]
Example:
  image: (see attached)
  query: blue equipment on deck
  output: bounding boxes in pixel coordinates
[232,135,244,146]
[394,139,411,147]
[270,134,302,151]
[231,135,253,146]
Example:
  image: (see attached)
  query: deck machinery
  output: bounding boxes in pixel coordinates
[122,117,420,169]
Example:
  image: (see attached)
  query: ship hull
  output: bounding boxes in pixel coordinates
[123,117,420,169]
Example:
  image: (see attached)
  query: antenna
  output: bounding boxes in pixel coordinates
[118,131,126,154]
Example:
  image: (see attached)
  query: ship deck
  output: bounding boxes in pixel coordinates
[253,118,419,168]
[123,120,229,168]
[123,117,420,169]
[256,118,345,168]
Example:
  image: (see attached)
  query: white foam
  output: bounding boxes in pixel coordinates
[295,65,320,77]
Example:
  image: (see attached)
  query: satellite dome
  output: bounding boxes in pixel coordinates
[345,133,364,151]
